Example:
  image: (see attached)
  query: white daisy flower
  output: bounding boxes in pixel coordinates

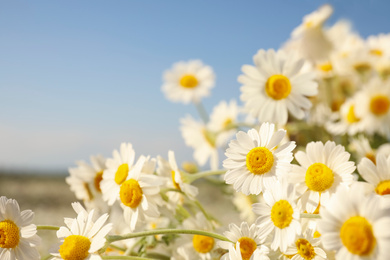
[366,33,390,59]
[225,242,270,260]
[162,60,215,104]
[358,153,390,196]
[253,180,302,252]
[348,135,376,164]
[219,222,269,260]
[326,98,366,136]
[282,227,327,260]
[51,202,112,260]
[101,143,136,206]
[176,212,216,259]
[223,122,296,195]
[208,100,240,147]
[115,156,165,231]
[289,141,356,213]
[318,185,390,260]
[180,115,219,170]
[67,155,107,212]
[238,49,318,125]
[354,77,390,137]
[232,193,259,224]
[0,197,40,260]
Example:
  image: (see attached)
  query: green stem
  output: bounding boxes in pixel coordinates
[37,225,60,231]
[195,101,209,123]
[107,229,231,243]
[101,256,153,260]
[182,169,226,183]
[41,255,53,260]
[300,213,321,219]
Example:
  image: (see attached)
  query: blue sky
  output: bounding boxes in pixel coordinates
[1,0,389,173]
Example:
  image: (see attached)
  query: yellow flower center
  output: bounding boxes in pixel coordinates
[223,118,233,129]
[370,49,383,56]
[192,235,214,253]
[354,63,371,74]
[237,237,257,260]
[265,74,292,100]
[119,179,143,208]
[305,21,313,28]
[346,105,360,123]
[94,171,104,192]
[318,62,333,72]
[180,74,198,88]
[171,170,181,191]
[296,239,316,260]
[375,180,390,195]
[115,163,129,185]
[313,231,321,238]
[59,235,91,260]
[365,153,376,165]
[305,163,334,192]
[340,216,376,256]
[246,147,274,175]
[370,95,390,116]
[203,129,216,148]
[271,200,294,229]
[0,220,20,249]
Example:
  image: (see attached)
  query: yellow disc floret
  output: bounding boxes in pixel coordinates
[59,235,91,260]
[171,170,181,191]
[318,62,333,72]
[305,163,334,192]
[115,163,129,185]
[94,171,104,192]
[237,237,257,260]
[271,200,294,229]
[246,147,274,175]
[119,179,143,208]
[370,49,383,56]
[370,95,390,116]
[296,239,316,260]
[346,105,360,123]
[340,216,376,256]
[265,74,292,100]
[375,180,390,195]
[180,74,198,88]
[192,235,214,253]
[0,220,20,249]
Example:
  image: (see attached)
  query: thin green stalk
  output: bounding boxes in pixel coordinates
[107,229,231,243]
[182,169,226,183]
[37,225,60,231]
[194,101,209,123]
[300,213,321,219]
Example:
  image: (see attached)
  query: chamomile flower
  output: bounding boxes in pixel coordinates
[180,115,219,170]
[233,193,259,224]
[366,33,390,59]
[51,202,112,260]
[225,242,270,260]
[223,122,296,195]
[349,135,376,164]
[156,151,198,211]
[162,60,215,104]
[101,143,136,206]
[318,185,390,260]
[116,156,165,231]
[239,49,318,125]
[354,77,390,137]
[326,98,365,136]
[253,180,301,252]
[282,228,327,260]
[219,222,269,260]
[289,141,356,213]
[67,155,107,212]
[0,197,40,260]
[358,153,390,196]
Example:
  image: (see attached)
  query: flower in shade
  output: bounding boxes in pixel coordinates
[162,60,215,104]
[252,180,301,252]
[239,49,318,125]
[51,202,112,260]
[223,122,295,195]
[318,185,390,260]
[0,197,41,260]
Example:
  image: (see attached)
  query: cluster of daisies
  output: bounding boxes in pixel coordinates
[2,4,390,260]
